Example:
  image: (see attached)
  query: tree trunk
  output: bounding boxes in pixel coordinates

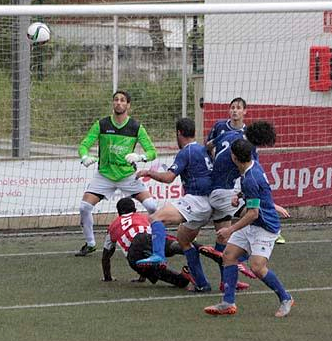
[148,17,165,60]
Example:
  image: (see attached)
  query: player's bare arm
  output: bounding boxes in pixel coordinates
[275,204,290,218]
[136,169,176,184]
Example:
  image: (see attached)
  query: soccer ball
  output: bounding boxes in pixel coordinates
[27,22,50,45]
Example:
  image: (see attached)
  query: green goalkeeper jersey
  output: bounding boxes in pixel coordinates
[78,115,157,181]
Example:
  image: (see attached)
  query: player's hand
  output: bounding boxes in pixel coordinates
[216,227,232,243]
[131,275,146,283]
[206,140,214,151]
[275,204,291,218]
[125,153,147,163]
[81,155,98,168]
[135,170,150,179]
[231,195,240,207]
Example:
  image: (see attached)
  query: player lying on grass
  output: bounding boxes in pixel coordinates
[204,138,294,317]
[102,197,230,287]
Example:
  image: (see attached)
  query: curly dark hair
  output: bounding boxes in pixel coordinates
[245,120,276,147]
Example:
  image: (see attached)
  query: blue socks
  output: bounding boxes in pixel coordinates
[237,253,249,262]
[261,270,291,302]
[215,242,226,281]
[151,221,166,259]
[184,247,209,287]
[223,264,238,304]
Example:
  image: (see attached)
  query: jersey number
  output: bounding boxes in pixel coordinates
[121,216,132,230]
[215,141,230,160]
[204,157,213,171]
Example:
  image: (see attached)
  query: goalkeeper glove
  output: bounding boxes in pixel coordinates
[125,153,147,164]
[81,155,98,168]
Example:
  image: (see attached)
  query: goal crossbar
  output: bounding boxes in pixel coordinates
[1,2,332,16]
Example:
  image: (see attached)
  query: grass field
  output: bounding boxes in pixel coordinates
[0,225,331,341]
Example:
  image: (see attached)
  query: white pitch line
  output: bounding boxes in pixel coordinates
[0,239,331,258]
[0,286,331,311]
[285,239,332,244]
[0,250,103,257]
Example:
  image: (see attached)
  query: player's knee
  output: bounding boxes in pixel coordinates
[79,201,94,216]
[250,260,266,278]
[141,197,157,214]
[80,201,94,213]
[223,249,238,264]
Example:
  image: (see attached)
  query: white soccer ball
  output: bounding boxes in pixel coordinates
[27,22,50,45]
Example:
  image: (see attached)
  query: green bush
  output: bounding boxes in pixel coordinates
[0,69,194,146]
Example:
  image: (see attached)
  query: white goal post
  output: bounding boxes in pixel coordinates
[1,1,332,229]
[1,2,332,16]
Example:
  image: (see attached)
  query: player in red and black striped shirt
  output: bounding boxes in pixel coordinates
[102,197,227,287]
[102,197,192,287]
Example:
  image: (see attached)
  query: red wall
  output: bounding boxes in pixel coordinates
[204,103,332,147]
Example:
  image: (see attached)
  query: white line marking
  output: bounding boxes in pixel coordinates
[0,239,331,258]
[285,239,332,244]
[0,286,330,310]
[0,222,331,238]
[0,250,103,257]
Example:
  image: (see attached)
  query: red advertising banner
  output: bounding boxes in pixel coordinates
[260,150,332,206]
[324,11,332,33]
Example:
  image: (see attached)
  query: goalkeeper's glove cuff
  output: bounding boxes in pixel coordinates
[81,155,98,167]
[125,153,147,164]
[140,154,147,162]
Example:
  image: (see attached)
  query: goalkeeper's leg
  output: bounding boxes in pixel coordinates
[80,201,95,244]
[75,194,101,256]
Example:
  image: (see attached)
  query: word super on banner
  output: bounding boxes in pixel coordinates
[260,150,332,206]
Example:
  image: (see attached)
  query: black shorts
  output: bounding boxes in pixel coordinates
[126,233,181,269]
[126,233,188,288]
[127,233,153,271]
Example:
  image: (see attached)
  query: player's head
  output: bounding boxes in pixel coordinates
[112,90,131,115]
[229,97,246,123]
[245,120,276,147]
[176,118,195,138]
[231,138,253,163]
[230,97,246,109]
[116,197,136,215]
[176,118,195,148]
[113,90,131,103]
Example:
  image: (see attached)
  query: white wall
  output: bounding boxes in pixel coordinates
[204,0,332,106]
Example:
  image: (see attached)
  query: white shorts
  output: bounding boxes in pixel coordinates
[209,188,244,221]
[171,194,212,230]
[85,171,147,200]
[228,224,279,260]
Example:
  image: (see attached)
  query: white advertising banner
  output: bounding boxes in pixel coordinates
[0,155,180,217]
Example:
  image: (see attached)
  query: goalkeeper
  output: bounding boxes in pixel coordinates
[76,90,157,257]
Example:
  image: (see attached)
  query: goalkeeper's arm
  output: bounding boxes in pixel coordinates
[136,125,157,161]
[78,120,100,166]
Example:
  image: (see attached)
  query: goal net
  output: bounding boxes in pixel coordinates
[1,0,332,229]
